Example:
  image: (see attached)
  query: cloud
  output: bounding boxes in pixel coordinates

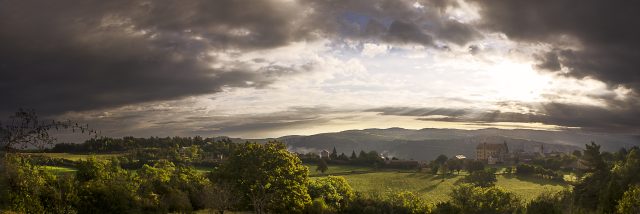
[368,102,640,133]
[0,0,317,116]
[303,0,480,46]
[0,0,483,117]
[472,0,640,94]
[361,43,390,57]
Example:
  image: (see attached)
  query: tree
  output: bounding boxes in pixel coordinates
[617,185,640,214]
[463,170,497,187]
[464,160,485,172]
[2,154,78,213]
[432,201,462,214]
[316,158,329,174]
[572,150,582,158]
[582,142,606,172]
[214,142,311,214]
[76,158,141,214]
[307,176,354,210]
[450,184,521,214]
[446,158,463,174]
[516,164,536,176]
[1,109,96,151]
[337,153,349,161]
[350,150,357,159]
[525,192,564,214]
[434,154,448,165]
[330,147,338,159]
[136,161,211,212]
[430,163,440,175]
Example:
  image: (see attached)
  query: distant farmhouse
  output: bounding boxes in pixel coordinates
[319,149,330,159]
[476,142,509,164]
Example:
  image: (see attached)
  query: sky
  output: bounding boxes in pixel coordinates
[1,0,640,138]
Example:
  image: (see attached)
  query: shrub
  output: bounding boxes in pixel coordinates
[308,176,354,210]
[463,170,497,187]
[450,184,521,214]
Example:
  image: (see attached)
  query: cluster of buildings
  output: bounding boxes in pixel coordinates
[475,142,552,164]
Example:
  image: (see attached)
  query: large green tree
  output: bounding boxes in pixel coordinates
[463,170,497,187]
[214,142,311,214]
[307,176,354,211]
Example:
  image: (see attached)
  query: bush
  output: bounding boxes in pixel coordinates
[463,170,497,187]
[450,184,521,214]
[432,201,461,214]
[617,185,640,214]
[525,192,564,214]
[2,154,79,214]
[308,176,354,210]
[341,191,430,214]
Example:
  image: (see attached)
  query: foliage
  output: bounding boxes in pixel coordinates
[449,184,521,214]
[446,158,463,174]
[136,160,212,212]
[308,176,354,210]
[434,155,448,165]
[213,142,311,213]
[516,163,563,181]
[464,160,485,172]
[341,191,430,214]
[617,185,640,214]
[525,192,567,214]
[2,154,78,213]
[431,201,461,214]
[75,158,140,213]
[317,158,329,174]
[307,198,333,214]
[463,170,497,187]
[330,147,338,159]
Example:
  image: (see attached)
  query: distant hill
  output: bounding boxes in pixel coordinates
[248,128,639,161]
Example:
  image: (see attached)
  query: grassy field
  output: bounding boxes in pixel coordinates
[30,153,123,161]
[309,164,568,203]
[304,163,372,176]
[42,166,77,174]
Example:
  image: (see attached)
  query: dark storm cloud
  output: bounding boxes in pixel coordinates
[303,0,480,46]
[535,51,562,71]
[0,0,480,117]
[472,0,640,93]
[0,0,318,116]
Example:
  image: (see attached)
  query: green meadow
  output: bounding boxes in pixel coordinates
[307,164,568,203]
[25,152,123,161]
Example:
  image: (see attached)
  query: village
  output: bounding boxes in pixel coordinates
[309,141,587,172]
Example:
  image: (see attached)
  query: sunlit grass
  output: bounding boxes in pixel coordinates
[26,153,123,161]
[314,171,568,203]
[41,165,77,174]
[304,163,372,176]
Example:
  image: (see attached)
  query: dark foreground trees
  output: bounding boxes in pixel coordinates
[447,184,521,214]
[3,141,640,213]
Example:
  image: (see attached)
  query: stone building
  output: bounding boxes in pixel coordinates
[476,142,509,164]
